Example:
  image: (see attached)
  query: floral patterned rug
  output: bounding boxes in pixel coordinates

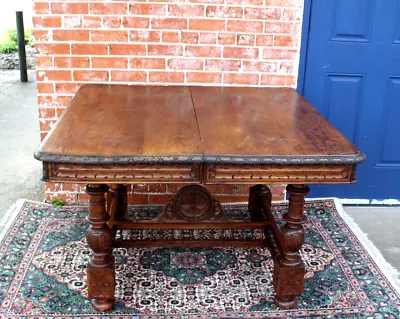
[0,199,399,318]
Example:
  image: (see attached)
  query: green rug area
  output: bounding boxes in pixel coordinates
[0,199,399,318]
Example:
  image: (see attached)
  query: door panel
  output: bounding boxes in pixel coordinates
[330,0,374,42]
[303,0,400,199]
[378,78,400,164]
[322,74,364,145]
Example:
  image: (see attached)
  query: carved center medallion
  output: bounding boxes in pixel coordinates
[175,185,213,221]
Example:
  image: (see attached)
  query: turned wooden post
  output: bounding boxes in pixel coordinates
[107,184,129,222]
[85,184,115,311]
[248,184,272,222]
[273,184,310,309]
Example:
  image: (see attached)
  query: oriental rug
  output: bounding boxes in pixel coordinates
[0,199,399,318]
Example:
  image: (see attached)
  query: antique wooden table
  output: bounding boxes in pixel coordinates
[34,85,365,311]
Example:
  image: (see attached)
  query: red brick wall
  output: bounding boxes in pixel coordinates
[33,0,304,204]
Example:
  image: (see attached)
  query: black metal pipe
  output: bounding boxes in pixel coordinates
[16,11,28,82]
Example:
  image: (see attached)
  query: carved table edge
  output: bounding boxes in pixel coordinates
[34,151,366,165]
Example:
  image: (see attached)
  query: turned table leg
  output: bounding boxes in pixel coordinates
[273,184,310,309]
[248,184,271,222]
[107,184,128,222]
[85,184,116,311]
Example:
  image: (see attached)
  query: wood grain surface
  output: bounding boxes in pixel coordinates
[35,84,363,164]
[37,85,202,158]
[191,86,359,157]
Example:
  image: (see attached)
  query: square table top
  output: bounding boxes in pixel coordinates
[34,85,364,165]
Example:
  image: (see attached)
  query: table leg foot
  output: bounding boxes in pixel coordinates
[85,184,116,311]
[90,298,116,311]
[274,296,297,309]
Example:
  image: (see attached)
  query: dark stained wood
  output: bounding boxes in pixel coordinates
[85,184,115,311]
[191,86,360,158]
[34,84,366,311]
[273,184,310,309]
[206,163,356,184]
[35,84,364,165]
[107,184,128,229]
[45,162,202,184]
[36,85,202,159]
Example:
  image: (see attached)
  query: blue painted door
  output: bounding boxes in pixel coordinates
[302,0,400,200]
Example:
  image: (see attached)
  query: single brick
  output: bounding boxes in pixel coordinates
[33,16,62,28]
[130,3,166,15]
[148,194,174,204]
[36,70,72,82]
[54,57,90,68]
[256,35,274,46]
[91,30,128,42]
[90,3,127,15]
[274,35,298,47]
[109,44,146,55]
[205,59,240,71]
[168,58,203,70]
[263,48,297,60]
[182,32,199,44]
[206,6,243,18]
[237,34,255,46]
[227,20,263,33]
[223,47,258,59]
[92,57,128,69]
[103,16,122,29]
[123,17,150,28]
[282,8,302,21]
[127,194,149,205]
[34,2,50,14]
[260,74,295,85]
[224,73,259,85]
[55,82,83,94]
[53,30,89,41]
[74,70,109,81]
[199,32,217,44]
[168,4,205,17]
[242,61,278,72]
[133,184,167,193]
[189,19,225,31]
[244,8,281,20]
[35,43,70,55]
[185,45,221,57]
[64,16,82,28]
[111,71,147,82]
[72,43,108,55]
[51,3,89,14]
[35,56,53,68]
[148,44,183,56]
[130,58,166,69]
[279,62,294,73]
[130,30,160,42]
[265,21,299,34]
[162,31,180,43]
[149,71,185,83]
[217,33,236,44]
[37,83,54,94]
[83,16,102,28]
[187,72,222,83]
[33,30,52,42]
[152,18,187,30]
[38,107,56,119]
